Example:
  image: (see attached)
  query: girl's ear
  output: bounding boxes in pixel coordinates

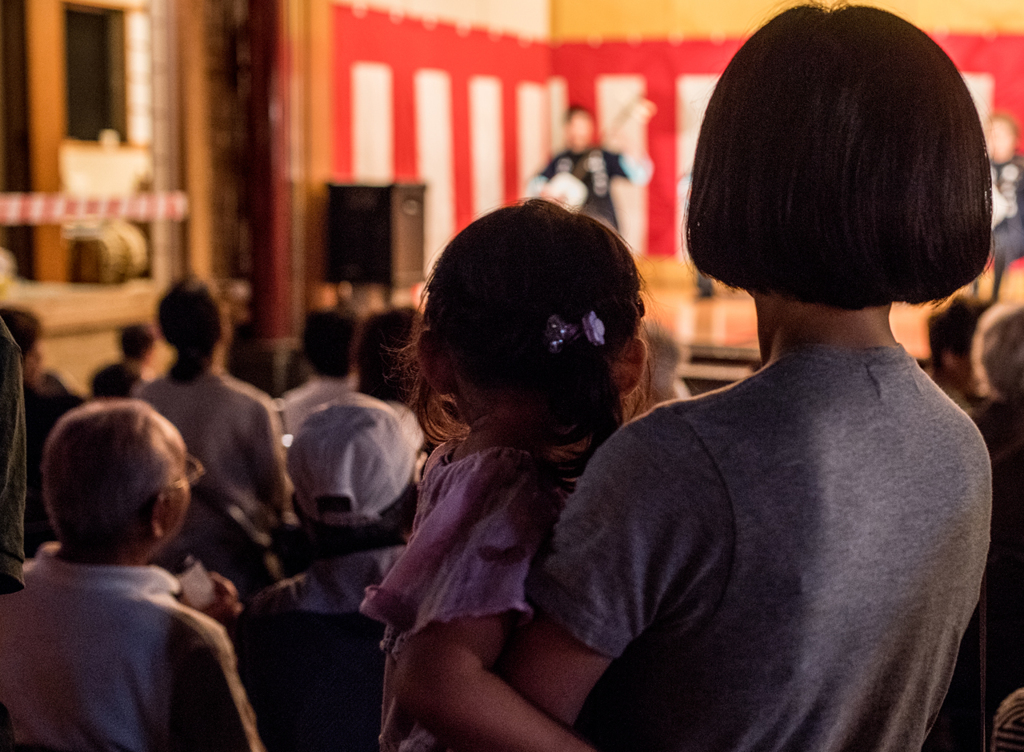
[418,330,459,396]
[612,336,648,397]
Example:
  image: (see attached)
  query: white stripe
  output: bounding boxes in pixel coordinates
[352,62,394,183]
[597,74,647,253]
[547,76,568,154]
[469,75,504,217]
[676,74,718,259]
[414,69,456,275]
[962,72,995,125]
[28,196,45,224]
[516,82,547,197]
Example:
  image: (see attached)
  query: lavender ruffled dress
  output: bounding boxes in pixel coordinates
[360,443,565,752]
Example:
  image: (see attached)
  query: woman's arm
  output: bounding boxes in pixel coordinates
[393,614,600,752]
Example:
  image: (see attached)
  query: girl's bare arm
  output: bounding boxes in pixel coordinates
[393,613,601,752]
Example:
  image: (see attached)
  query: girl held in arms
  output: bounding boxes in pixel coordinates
[359,199,647,752]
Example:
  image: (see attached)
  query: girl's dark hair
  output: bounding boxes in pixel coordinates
[357,307,416,404]
[413,199,644,480]
[687,4,992,309]
[158,280,223,382]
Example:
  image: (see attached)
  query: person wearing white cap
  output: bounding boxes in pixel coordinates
[237,394,419,752]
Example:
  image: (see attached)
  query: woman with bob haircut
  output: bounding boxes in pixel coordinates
[404,6,993,752]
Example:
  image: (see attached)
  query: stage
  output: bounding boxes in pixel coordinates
[638,257,1024,393]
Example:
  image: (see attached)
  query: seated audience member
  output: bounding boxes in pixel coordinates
[0,307,83,555]
[644,321,691,404]
[92,363,140,399]
[927,297,989,410]
[279,309,358,435]
[927,303,1024,751]
[92,323,160,398]
[973,304,1024,552]
[0,400,263,752]
[354,307,423,450]
[136,280,289,600]
[122,322,159,379]
[238,398,416,752]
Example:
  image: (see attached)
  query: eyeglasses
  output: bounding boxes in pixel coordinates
[169,454,205,491]
[138,455,206,519]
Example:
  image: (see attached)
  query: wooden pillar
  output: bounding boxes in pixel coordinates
[303,0,332,312]
[248,0,291,339]
[26,0,66,281]
[177,0,213,279]
[1,0,34,277]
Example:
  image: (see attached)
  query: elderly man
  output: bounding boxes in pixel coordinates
[0,399,264,752]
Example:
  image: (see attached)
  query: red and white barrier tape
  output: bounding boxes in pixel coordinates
[0,192,189,226]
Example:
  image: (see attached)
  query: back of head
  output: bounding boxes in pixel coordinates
[416,199,644,474]
[928,297,989,362]
[120,323,157,361]
[92,362,141,399]
[976,304,1024,404]
[356,307,416,403]
[303,309,356,378]
[0,307,41,356]
[42,399,184,554]
[644,321,684,404]
[158,280,222,382]
[688,4,991,309]
[287,396,416,529]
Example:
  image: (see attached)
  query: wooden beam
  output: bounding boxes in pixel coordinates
[304,0,332,310]
[26,0,67,281]
[177,0,213,279]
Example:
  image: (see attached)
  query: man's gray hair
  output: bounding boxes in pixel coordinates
[975,304,1024,404]
[42,399,185,551]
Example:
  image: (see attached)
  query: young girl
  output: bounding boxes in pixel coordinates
[359,199,647,752]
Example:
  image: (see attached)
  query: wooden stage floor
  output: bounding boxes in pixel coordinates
[644,289,931,362]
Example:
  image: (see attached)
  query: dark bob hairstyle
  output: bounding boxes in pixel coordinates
[686,4,992,310]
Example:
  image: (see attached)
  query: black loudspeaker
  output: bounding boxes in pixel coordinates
[326,184,426,288]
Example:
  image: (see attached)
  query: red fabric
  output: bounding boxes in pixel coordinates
[329,6,1024,258]
[937,34,1024,127]
[330,6,549,233]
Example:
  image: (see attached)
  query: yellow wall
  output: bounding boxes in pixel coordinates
[332,0,550,39]
[550,0,1024,41]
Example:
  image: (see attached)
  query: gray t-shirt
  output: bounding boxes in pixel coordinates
[527,345,991,752]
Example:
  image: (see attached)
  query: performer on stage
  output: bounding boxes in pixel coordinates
[530,105,653,232]
[989,112,1024,300]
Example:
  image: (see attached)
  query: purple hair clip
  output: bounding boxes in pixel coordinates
[544,311,606,354]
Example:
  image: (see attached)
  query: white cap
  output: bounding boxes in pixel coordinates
[287,394,417,527]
